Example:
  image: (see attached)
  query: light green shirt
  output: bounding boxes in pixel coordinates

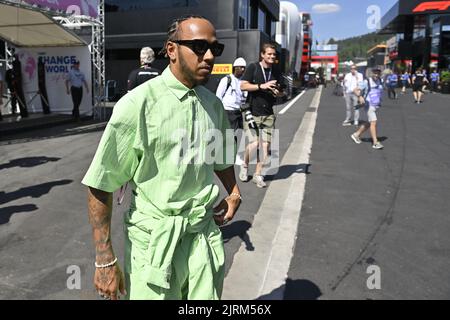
[82,67,234,291]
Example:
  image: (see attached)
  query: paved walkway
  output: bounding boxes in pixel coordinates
[224,87,450,300]
[284,88,450,299]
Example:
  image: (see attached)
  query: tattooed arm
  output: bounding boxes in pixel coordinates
[88,187,126,300]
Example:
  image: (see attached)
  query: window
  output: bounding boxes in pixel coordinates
[302,14,310,24]
[431,19,441,58]
[271,20,276,40]
[258,7,266,33]
[239,0,249,29]
[442,30,450,55]
[413,15,427,40]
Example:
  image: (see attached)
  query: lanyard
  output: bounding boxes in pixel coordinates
[260,62,272,83]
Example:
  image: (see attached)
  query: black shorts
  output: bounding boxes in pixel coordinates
[226,110,243,131]
[413,84,423,92]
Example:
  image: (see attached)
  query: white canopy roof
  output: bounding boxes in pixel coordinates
[0,1,86,47]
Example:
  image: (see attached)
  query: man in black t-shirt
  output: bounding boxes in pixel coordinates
[120,47,161,204]
[127,47,161,91]
[240,43,284,188]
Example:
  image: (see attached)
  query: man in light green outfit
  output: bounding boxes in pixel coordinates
[82,15,242,300]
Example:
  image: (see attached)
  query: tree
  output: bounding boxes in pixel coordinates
[334,32,390,63]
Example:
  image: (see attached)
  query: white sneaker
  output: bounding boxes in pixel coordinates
[354,121,359,126]
[351,134,362,144]
[342,120,352,127]
[239,165,249,182]
[372,142,384,150]
[252,175,267,188]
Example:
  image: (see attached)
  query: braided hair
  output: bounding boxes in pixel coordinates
[160,14,206,57]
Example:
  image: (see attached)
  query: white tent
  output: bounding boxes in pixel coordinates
[0,1,86,47]
[0,1,94,116]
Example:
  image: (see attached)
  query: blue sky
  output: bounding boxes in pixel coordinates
[290,0,398,43]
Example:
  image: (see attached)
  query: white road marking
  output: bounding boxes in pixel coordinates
[278,90,306,115]
[223,86,323,300]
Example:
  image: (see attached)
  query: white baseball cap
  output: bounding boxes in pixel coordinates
[233,57,247,68]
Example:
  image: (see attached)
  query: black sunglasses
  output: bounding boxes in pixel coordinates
[172,39,224,57]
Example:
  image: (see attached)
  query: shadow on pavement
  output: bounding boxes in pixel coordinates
[361,136,389,143]
[0,204,38,225]
[265,164,311,182]
[0,179,73,205]
[221,220,254,251]
[284,279,322,300]
[255,279,322,300]
[0,156,61,171]
[0,120,106,145]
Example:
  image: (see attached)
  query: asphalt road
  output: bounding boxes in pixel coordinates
[0,89,314,299]
[285,87,450,300]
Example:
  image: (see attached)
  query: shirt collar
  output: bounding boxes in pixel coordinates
[162,66,201,101]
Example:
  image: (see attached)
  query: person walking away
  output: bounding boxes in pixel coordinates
[412,68,428,104]
[430,69,440,93]
[387,72,398,99]
[240,43,284,188]
[127,47,161,91]
[82,15,241,300]
[422,69,428,92]
[342,65,363,126]
[65,60,89,120]
[401,71,410,94]
[350,68,384,150]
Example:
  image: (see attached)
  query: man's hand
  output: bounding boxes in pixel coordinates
[260,80,278,91]
[213,194,241,226]
[88,188,123,300]
[94,264,126,300]
[66,88,70,95]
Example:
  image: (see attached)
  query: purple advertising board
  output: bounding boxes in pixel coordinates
[21,0,98,18]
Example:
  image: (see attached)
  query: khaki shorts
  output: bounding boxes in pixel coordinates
[364,105,378,122]
[243,114,276,143]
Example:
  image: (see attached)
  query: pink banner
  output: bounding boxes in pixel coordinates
[22,0,98,18]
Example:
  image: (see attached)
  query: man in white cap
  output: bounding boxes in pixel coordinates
[216,57,247,133]
[127,47,161,91]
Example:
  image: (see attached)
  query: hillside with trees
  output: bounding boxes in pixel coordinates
[328,33,391,63]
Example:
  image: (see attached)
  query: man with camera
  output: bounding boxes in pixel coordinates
[240,43,283,188]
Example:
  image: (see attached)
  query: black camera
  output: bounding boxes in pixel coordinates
[240,104,258,132]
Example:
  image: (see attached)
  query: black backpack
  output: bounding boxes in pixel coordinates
[221,75,232,99]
